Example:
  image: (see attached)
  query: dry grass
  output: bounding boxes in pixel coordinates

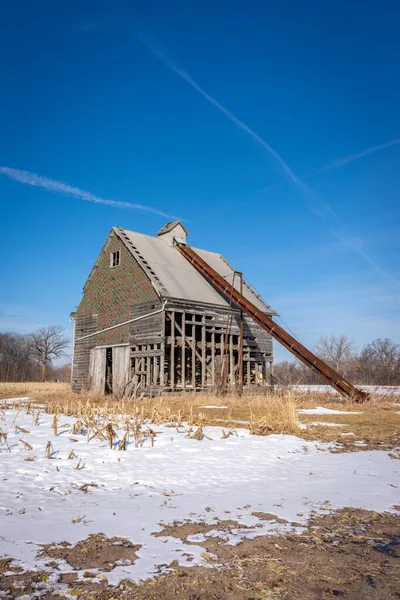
[0,382,399,449]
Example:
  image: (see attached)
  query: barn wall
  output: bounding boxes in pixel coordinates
[71,314,98,393]
[72,231,159,392]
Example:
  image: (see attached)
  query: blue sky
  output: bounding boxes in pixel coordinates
[0,0,399,362]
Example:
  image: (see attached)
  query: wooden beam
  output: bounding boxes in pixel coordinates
[174,319,213,381]
[269,360,274,388]
[160,309,166,389]
[182,312,186,389]
[211,331,215,387]
[238,273,244,395]
[146,346,151,387]
[192,321,196,388]
[229,335,234,387]
[201,315,206,387]
[170,312,175,391]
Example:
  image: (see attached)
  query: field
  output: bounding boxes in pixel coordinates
[0,382,399,599]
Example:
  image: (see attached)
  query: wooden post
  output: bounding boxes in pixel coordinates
[229,334,234,388]
[182,312,186,389]
[160,307,166,390]
[238,273,244,396]
[146,346,151,388]
[211,331,215,387]
[269,360,274,389]
[170,312,175,391]
[201,315,206,388]
[262,357,268,387]
[192,319,196,388]
[153,344,159,386]
[220,332,225,391]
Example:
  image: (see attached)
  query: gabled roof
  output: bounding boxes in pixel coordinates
[114,227,277,315]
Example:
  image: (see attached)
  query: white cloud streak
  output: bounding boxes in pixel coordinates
[312,137,400,175]
[238,137,400,200]
[139,40,308,194]
[0,166,178,219]
[139,39,398,285]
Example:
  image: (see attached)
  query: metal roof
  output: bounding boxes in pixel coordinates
[115,227,276,314]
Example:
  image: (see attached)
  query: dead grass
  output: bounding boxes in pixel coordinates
[0,382,399,449]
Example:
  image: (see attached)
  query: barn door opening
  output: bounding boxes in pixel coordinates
[105,347,113,394]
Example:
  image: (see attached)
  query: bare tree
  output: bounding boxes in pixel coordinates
[315,335,355,375]
[28,326,70,381]
[0,332,40,381]
[52,362,72,383]
[358,338,400,385]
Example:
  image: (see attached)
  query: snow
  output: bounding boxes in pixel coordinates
[199,405,228,409]
[0,404,399,586]
[297,406,362,415]
[309,422,350,427]
[289,385,400,395]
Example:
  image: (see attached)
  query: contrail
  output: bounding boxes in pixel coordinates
[312,137,400,175]
[331,229,400,286]
[238,137,400,200]
[139,39,399,286]
[139,40,307,193]
[0,166,178,219]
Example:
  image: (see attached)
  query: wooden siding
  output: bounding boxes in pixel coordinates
[88,347,106,393]
[71,314,98,393]
[112,346,130,395]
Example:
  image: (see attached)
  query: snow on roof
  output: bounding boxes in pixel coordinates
[115,227,276,313]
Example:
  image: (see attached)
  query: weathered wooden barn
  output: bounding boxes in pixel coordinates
[71,221,276,395]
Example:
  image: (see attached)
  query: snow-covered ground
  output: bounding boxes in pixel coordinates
[288,385,400,395]
[0,404,399,585]
[297,406,363,415]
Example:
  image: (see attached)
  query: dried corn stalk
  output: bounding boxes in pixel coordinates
[45,441,54,459]
[19,439,33,450]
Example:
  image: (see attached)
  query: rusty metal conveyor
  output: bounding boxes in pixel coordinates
[177,242,368,402]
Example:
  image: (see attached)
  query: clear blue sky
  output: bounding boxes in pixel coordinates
[1,0,399,362]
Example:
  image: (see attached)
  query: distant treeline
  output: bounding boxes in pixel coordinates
[1,329,399,387]
[274,335,400,386]
[0,328,71,383]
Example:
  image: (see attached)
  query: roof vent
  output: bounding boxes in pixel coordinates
[157,220,188,247]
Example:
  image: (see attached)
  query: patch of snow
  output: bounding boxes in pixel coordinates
[2,397,30,403]
[309,422,350,428]
[214,418,250,425]
[186,533,207,543]
[297,406,362,415]
[0,405,398,585]
[288,385,400,396]
[199,406,228,409]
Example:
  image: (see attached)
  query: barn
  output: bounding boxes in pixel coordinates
[71,221,276,395]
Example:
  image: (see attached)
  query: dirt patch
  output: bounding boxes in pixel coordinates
[0,569,52,598]
[154,519,249,541]
[252,511,289,524]
[2,508,398,599]
[0,558,12,574]
[38,533,141,571]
